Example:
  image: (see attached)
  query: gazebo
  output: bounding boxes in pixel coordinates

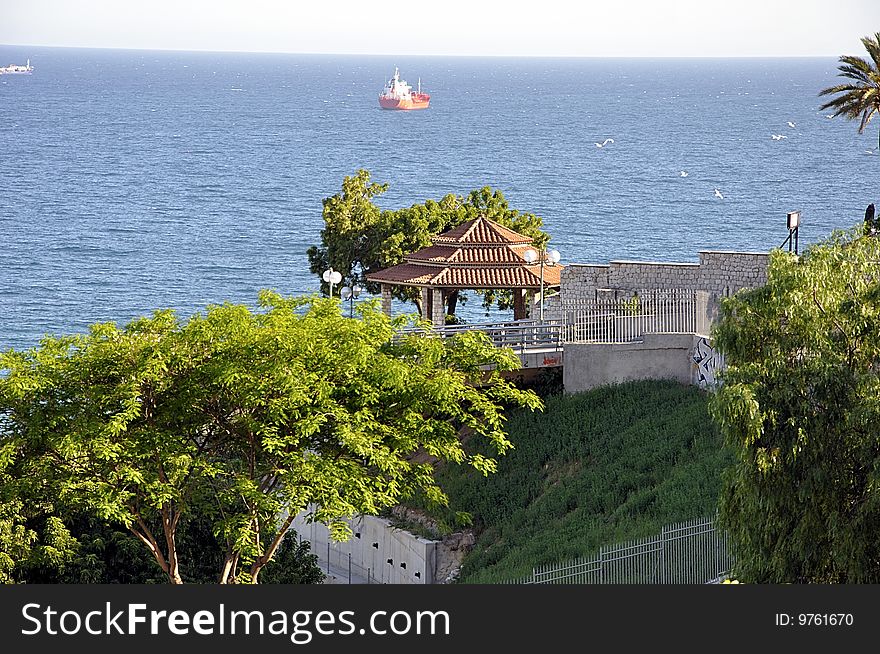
[366,215,562,326]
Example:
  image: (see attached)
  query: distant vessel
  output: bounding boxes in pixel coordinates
[378,67,430,110]
[0,59,34,75]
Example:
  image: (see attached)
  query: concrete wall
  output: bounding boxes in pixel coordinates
[564,333,727,393]
[292,510,438,584]
[563,333,695,393]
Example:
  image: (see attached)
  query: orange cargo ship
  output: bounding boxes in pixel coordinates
[378,67,430,110]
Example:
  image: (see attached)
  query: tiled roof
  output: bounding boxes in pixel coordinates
[367,214,562,289]
[406,243,536,265]
[367,262,562,289]
[432,216,534,245]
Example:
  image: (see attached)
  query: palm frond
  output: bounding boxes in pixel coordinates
[859,33,880,71]
[818,34,880,143]
[838,55,872,77]
[818,83,860,97]
[858,107,878,134]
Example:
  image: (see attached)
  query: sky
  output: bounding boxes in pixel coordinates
[1,0,879,57]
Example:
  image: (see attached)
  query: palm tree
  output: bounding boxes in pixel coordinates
[819,32,880,150]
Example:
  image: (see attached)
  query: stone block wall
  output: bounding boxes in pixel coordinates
[548,250,769,321]
[606,261,702,293]
[697,251,769,296]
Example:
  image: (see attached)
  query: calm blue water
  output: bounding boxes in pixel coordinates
[1,46,877,350]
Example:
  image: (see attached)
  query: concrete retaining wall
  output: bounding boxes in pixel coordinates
[564,333,727,393]
[292,510,438,584]
[563,333,695,393]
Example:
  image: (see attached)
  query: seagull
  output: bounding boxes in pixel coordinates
[595,138,614,148]
[680,170,688,177]
[787,121,796,128]
[714,188,724,199]
[825,114,834,119]
[771,134,787,140]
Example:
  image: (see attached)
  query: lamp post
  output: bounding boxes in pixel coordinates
[340,284,361,318]
[523,247,561,321]
[322,268,342,296]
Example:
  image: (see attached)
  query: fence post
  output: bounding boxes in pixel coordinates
[659,526,666,585]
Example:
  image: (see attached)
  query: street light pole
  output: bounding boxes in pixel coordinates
[322,268,342,296]
[523,248,561,322]
[539,259,545,321]
[340,284,361,318]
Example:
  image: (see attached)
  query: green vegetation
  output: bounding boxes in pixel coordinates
[0,292,539,584]
[11,514,324,584]
[819,32,880,149]
[411,380,727,584]
[307,169,551,315]
[712,225,880,583]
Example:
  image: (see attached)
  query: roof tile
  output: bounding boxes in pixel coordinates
[432,216,534,245]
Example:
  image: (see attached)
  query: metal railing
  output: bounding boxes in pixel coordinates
[565,289,699,344]
[398,319,564,354]
[393,289,705,353]
[319,544,385,584]
[503,516,731,584]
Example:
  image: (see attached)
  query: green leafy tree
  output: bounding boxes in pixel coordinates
[0,493,41,583]
[0,468,81,584]
[819,32,880,149]
[0,293,540,584]
[10,513,323,585]
[307,170,550,316]
[710,225,880,582]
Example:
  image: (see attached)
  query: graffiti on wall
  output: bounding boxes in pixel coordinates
[691,337,724,388]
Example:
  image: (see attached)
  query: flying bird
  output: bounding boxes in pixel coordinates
[596,138,614,148]
[714,188,724,199]
[787,121,796,128]
[771,134,787,140]
[680,171,688,177]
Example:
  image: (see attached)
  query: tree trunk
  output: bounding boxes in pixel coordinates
[129,514,177,583]
[446,289,459,318]
[219,552,239,584]
[161,507,183,584]
[247,515,296,584]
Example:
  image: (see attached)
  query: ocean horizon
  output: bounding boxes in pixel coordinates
[1,45,876,350]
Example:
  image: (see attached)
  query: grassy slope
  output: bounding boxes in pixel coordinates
[433,380,729,583]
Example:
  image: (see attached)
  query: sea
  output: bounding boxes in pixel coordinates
[1,46,877,351]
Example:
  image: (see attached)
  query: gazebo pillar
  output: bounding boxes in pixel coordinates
[513,288,527,321]
[380,284,392,315]
[431,287,445,327]
[418,287,446,327]
[420,287,430,321]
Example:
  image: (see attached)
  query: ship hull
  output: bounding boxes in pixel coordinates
[379,95,430,110]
